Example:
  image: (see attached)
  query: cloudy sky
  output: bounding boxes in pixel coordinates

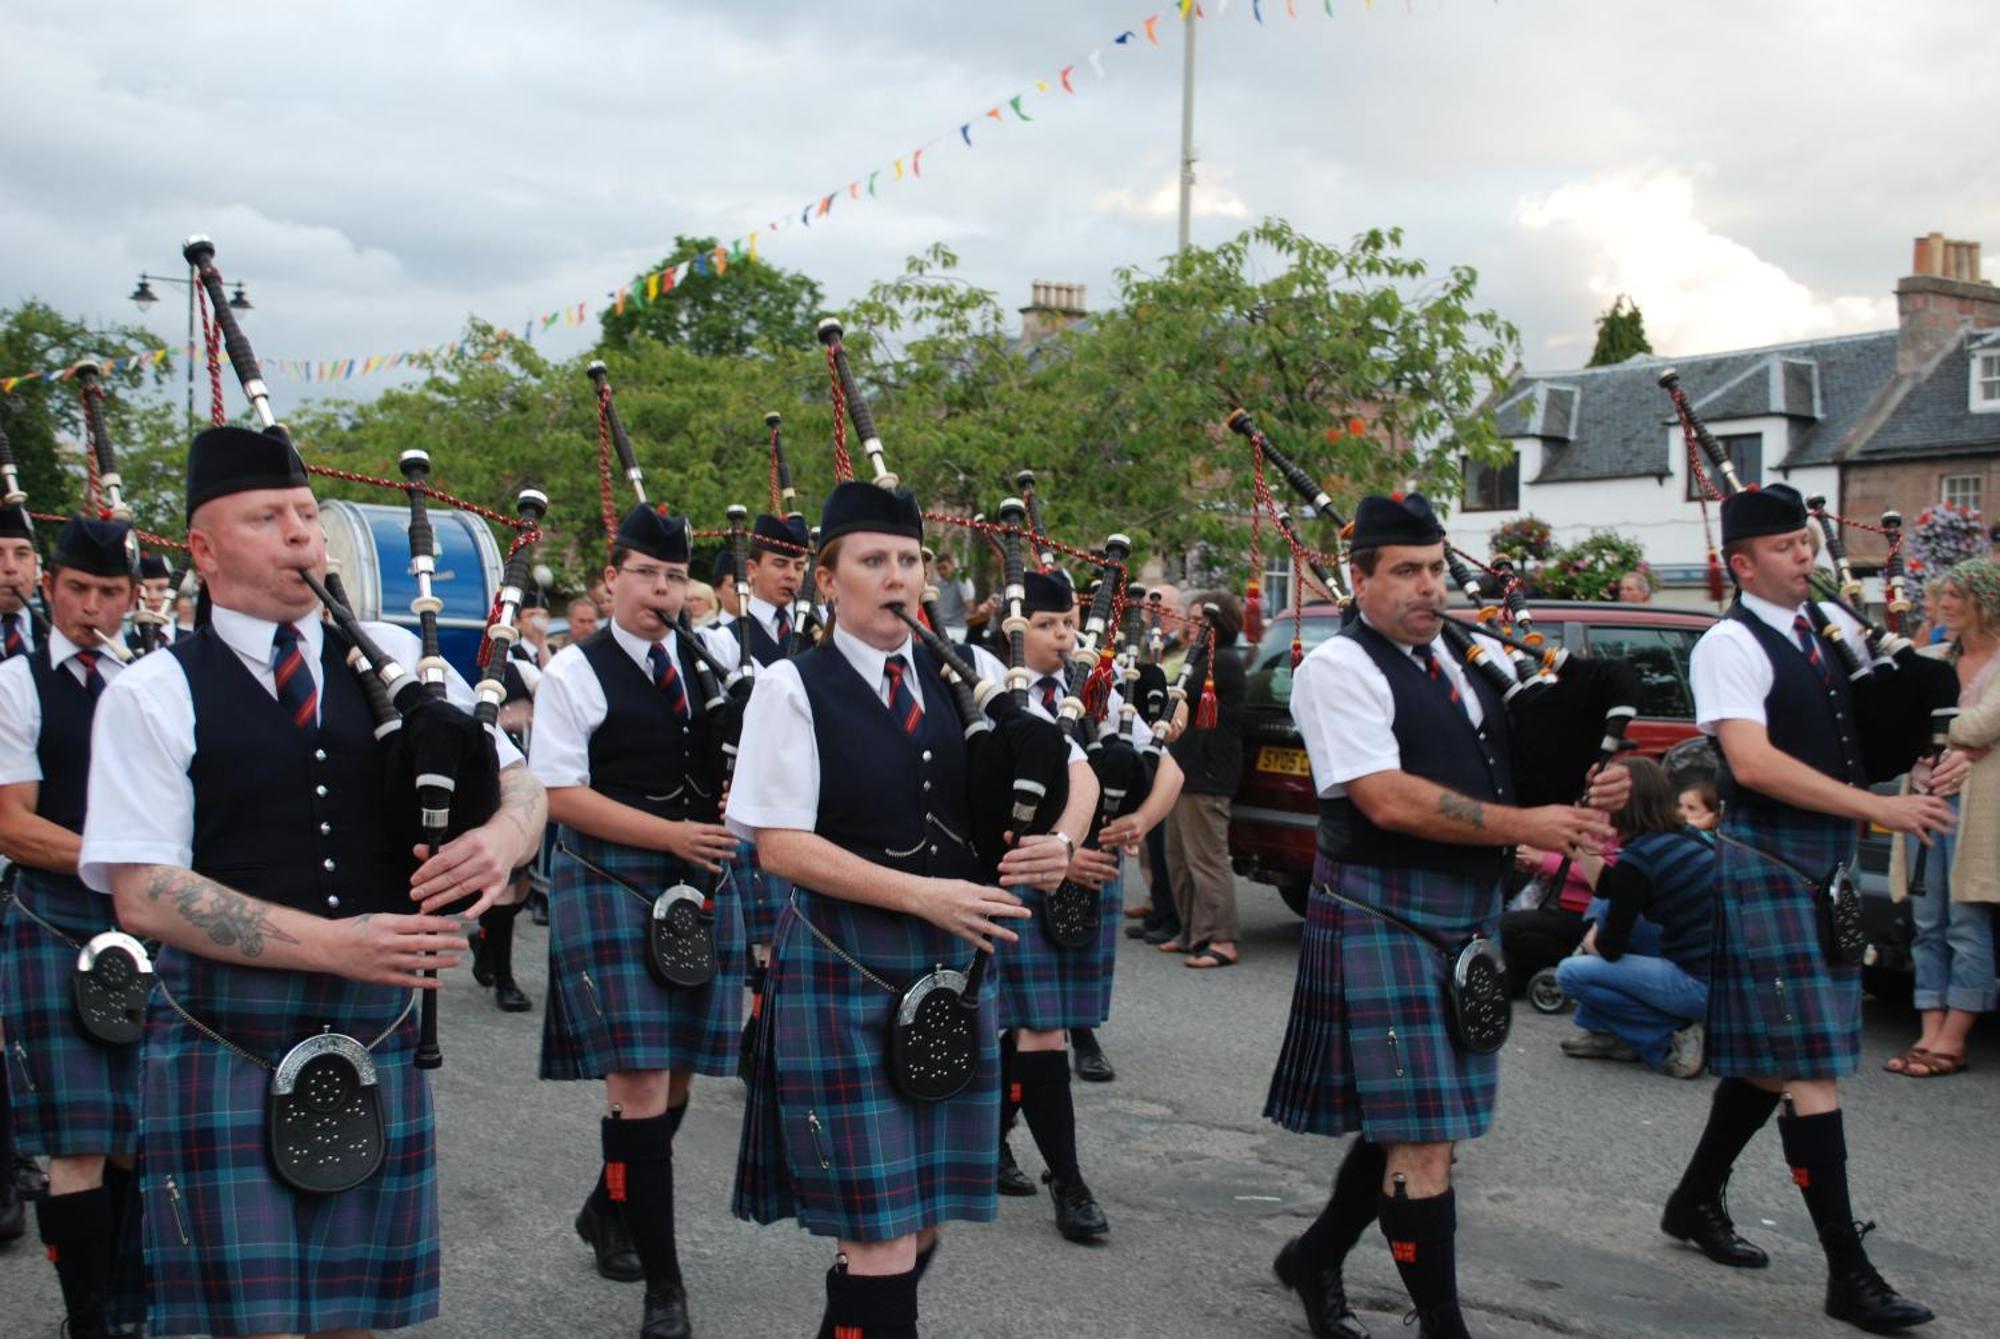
[5,0,1995,402]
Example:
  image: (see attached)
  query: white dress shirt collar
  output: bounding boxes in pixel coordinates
[747,594,785,636]
[210,603,323,668]
[1738,588,1807,637]
[831,623,918,701]
[609,615,676,670]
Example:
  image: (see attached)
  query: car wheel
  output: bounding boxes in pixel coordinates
[1276,879,1310,918]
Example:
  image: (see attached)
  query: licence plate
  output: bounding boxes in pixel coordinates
[1257,746,1312,777]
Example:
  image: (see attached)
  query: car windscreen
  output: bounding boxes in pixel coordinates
[1581,623,1704,718]
[1244,613,1343,710]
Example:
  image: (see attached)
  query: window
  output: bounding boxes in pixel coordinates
[1581,624,1704,719]
[1974,352,2000,412]
[1462,450,1520,512]
[1687,433,1762,499]
[1942,474,1983,513]
[1261,550,1293,614]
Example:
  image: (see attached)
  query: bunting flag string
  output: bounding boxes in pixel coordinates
[0,0,1411,394]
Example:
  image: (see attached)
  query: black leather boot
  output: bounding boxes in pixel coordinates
[997,1139,1036,1197]
[575,1192,643,1283]
[1044,1170,1109,1243]
[1821,1223,1934,1334]
[641,1281,692,1339]
[1660,1186,1768,1268]
[1272,1236,1370,1339]
[1405,1304,1472,1339]
[480,905,532,1011]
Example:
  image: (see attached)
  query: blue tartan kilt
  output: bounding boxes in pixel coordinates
[733,886,1000,1243]
[1707,807,1861,1080]
[995,873,1121,1032]
[539,827,746,1080]
[1265,858,1501,1145]
[0,870,141,1157]
[730,837,792,947]
[138,948,437,1338]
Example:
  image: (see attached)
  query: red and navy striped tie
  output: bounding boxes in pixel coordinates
[271,622,319,736]
[648,641,691,720]
[883,654,923,736]
[72,649,105,702]
[1792,614,1836,690]
[1038,676,1061,718]
[773,608,791,645]
[1411,641,1467,714]
[1,613,22,661]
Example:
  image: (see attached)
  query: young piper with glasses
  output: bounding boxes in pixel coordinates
[532,503,744,1339]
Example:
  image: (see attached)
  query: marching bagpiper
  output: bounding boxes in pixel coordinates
[1264,493,1627,1339]
[77,424,545,1338]
[0,514,143,1336]
[532,501,745,1339]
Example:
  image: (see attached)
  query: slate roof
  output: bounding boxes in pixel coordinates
[1494,330,1900,482]
[1839,326,2000,461]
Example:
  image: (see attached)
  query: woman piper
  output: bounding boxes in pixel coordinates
[532,502,745,1339]
[992,568,1183,1241]
[727,481,1065,1338]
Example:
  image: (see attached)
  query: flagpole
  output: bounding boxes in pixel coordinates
[1177,4,1198,253]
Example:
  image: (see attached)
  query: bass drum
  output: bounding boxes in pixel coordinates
[320,499,503,685]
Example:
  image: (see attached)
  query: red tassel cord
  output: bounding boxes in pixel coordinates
[1195,674,1220,730]
[1242,577,1264,646]
[1080,645,1117,719]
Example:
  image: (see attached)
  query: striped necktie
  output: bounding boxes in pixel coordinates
[648,641,690,720]
[1792,614,1836,690]
[883,654,923,736]
[271,622,319,735]
[1,613,22,660]
[1038,675,1062,717]
[72,649,106,702]
[1410,641,1470,718]
[773,608,791,646]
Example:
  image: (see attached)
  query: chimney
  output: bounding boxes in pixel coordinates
[1896,230,2000,374]
[1019,280,1088,345]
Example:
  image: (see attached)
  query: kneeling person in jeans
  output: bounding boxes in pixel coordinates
[1558,758,1714,1078]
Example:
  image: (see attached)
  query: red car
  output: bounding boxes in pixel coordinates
[1230,600,1717,915]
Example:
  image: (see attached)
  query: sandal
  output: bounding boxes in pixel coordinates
[1904,1048,1969,1078]
[1184,946,1238,969]
[1883,1046,1931,1075]
[1156,938,1189,954]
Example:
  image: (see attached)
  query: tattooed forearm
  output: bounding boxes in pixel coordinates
[143,868,301,959]
[1437,792,1486,831]
[493,765,547,854]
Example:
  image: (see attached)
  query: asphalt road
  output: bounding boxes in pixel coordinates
[6,874,1997,1338]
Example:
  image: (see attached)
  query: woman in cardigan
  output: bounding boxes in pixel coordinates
[1885,557,2000,1078]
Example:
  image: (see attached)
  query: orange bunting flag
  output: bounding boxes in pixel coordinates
[1145,14,1160,43]
[615,287,628,315]
[985,106,1003,122]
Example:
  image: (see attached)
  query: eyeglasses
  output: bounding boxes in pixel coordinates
[616,564,688,587]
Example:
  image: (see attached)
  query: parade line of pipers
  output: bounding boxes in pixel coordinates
[0,236,1976,1338]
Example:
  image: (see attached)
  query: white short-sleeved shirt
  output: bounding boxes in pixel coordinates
[724,625,934,840]
[1690,590,1869,735]
[0,627,128,786]
[1290,615,1514,799]
[696,595,793,675]
[77,608,522,893]
[1013,662,1147,764]
[529,620,695,792]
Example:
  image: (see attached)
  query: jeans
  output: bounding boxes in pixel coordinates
[1905,817,1999,1013]
[1582,895,1663,957]
[1557,952,1708,1069]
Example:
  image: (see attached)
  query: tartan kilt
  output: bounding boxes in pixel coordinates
[1707,806,1861,1080]
[539,827,746,1080]
[995,873,1121,1032]
[138,948,437,1337]
[733,886,1000,1242]
[730,836,792,947]
[1264,857,1502,1145]
[0,870,141,1157]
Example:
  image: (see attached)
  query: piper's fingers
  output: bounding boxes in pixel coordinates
[390,932,479,955]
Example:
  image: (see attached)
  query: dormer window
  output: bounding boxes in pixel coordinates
[1974,350,2000,412]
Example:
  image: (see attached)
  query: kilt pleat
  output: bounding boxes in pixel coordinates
[538,827,746,1080]
[138,949,437,1338]
[1264,858,1500,1145]
[0,870,141,1157]
[730,837,791,946]
[995,873,1121,1031]
[1706,806,1860,1080]
[732,887,999,1242]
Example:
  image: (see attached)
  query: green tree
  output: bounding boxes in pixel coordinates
[1586,294,1653,367]
[595,236,824,358]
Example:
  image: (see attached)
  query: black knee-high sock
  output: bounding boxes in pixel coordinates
[999,1031,1021,1138]
[1674,1079,1782,1204]
[667,1099,688,1140]
[479,901,521,980]
[1299,1138,1386,1269]
[818,1264,919,1339]
[1378,1182,1464,1334]
[604,1113,681,1288]
[1014,1049,1080,1184]
[101,1162,146,1326]
[36,1186,112,1326]
[1778,1109,1864,1270]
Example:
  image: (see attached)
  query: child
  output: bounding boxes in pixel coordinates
[1677,779,1718,839]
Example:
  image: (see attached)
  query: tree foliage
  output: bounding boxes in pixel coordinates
[1586,294,1653,368]
[595,235,824,358]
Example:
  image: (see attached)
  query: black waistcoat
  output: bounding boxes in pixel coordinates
[794,640,980,881]
[174,623,403,917]
[1316,620,1515,879]
[27,644,96,837]
[579,628,716,821]
[738,606,787,667]
[1716,600,1865,812]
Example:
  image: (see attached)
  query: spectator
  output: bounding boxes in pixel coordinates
[173,594,196,636]
[1677,779,1719,840]
[1160,591,1246,968]
[1617,570,1653,604]
[1884,557,2000,1078]
[1500,842,1603,994]
[929,552,975,640]
[565,595,600,641]
[1130,579,1189,945]
[520,605,552,667]
[684,579,719,628]
[588,578,612,618]
[1556,757,1715,1078]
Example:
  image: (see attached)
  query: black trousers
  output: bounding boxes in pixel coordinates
[1501,906,1585,994]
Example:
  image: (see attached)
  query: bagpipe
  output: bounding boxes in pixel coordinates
[187,234,515,1071]
[1661,366,1958,783]
[0,393,52,642]
[763,410,821,653]
[1227,405,1641,810]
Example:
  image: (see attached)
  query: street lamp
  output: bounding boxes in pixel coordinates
[126,267,252,427]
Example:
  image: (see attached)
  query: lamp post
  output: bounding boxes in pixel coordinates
[128,269,252,428]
